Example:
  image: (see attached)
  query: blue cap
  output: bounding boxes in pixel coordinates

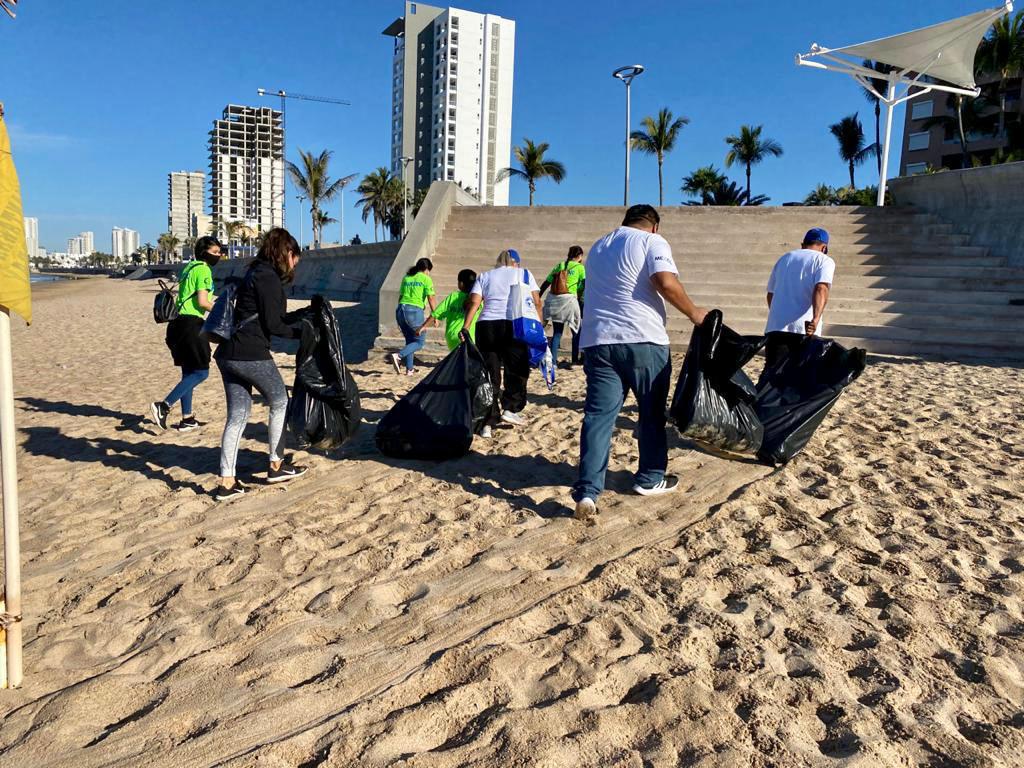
[803,227,829,245]
[507,248,521,264]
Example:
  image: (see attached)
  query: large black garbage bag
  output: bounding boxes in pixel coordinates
[754,336,866,465]
[669,310,766,454]
[287,298,362,451]
[376,340,495,460]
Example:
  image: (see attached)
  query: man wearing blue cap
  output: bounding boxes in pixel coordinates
[764,227,835,367]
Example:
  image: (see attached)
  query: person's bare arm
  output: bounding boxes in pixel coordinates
[462,293,482,331]
[651,272,707,325]
[427,294,438,314]
[197,289,214,312]
[805,283,831,335]
[766,292,773,308]
[532,290,543,323]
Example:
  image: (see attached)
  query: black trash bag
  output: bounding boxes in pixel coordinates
[754,336,866,466]
[376,340,495,460]
[287,297,361,451]
[669,310,766,454]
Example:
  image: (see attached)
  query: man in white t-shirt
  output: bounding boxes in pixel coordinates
[572,205,707,522]
[764,227,836,368]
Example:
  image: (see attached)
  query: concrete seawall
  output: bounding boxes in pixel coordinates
[212,241,400,301]
[890,162,1024,267]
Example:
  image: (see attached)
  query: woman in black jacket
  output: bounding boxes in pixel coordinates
[214,228,308,501]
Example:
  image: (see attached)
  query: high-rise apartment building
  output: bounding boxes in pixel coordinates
[384,2,515,205]
[67,231,94,256]
[209,105,284,236]
[168,171,207,246]
[23,217,38,260]
[112,227,140,261]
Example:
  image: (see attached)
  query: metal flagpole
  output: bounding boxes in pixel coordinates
[0,307,22,688]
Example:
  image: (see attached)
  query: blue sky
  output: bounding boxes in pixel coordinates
[2,0,981,251]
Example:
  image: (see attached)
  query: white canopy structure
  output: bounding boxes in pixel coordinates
[797,2,1012,205]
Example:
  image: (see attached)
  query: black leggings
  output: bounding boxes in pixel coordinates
[475,319,530,416]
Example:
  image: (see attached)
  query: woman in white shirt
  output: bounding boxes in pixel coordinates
[462,250,542,434]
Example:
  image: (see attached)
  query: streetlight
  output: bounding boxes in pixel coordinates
[612,64,645,207]
[400,156,413,239]
[296,194,306,249]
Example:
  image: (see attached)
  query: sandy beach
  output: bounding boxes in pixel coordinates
[0,276,1022,767]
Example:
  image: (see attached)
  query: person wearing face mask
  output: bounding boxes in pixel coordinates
[151,235,223,432]
[213,227,310,501]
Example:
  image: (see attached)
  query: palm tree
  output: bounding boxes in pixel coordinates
[312,209,337,243]
[829,113,876,188]
[704,179,770,205]
[724,124,783,203]
[805,184,839,206]
[681,165,727,204]
[286,148,356,248]
[157,232,180,262]
[141,242,155,265]
[975,12,1024,138]
[495,138,566,206]
[222,220,246,252]
[630,108,690,206]
[411,188,428,218]
[356,168,395,242]
[1,0,17,20]
[860,60,892,177]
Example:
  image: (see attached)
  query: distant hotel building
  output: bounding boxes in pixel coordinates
[168,171,207,250]
[208,105,284,236]
[900,72,1023,175]
[23,217,38,259]
[112,227,140,261]
[67,231,94,256]
[384,2,515,205]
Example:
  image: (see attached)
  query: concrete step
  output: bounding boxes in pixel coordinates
[452,205,943,221]
[667,305,1024,332]
[689,286,1024,307]
[675,273,1024,292]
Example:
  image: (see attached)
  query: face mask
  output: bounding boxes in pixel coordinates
[204,252,222,266]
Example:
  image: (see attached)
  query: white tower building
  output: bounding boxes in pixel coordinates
[384,2,515,206]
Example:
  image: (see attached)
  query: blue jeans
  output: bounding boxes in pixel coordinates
[164,367,210,415]
[573,343,672,502]
[396,304,426,371]
[550,322,581,365]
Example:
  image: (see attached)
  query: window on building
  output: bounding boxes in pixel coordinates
[907,131,930,151]
[451,16,458,27]
[447,168,455,180]
[911,101,934,120]
[905,162,928,175]
[410,3,417,13]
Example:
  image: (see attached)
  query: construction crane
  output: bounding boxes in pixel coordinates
[256,88,351,239]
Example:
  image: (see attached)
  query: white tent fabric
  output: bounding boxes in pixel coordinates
[817,4,1009,90]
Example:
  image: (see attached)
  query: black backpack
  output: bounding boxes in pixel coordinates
[153,280,179,323]
[201,274,258,344]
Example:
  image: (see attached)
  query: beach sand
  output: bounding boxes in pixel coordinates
[0,277,1022,767]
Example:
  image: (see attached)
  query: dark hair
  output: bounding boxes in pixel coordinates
[256,228,300,283]
[566,245,584,261]
[457,268,477,290]
[622,204,660,229]
[802,238,827,248]
[406,257,433,277]
[194,235,223,266]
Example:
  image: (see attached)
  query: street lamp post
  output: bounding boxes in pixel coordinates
[400,156,413,239]
[612,64,645,208]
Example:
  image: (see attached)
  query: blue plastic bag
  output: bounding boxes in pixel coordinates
[508,268,547,365]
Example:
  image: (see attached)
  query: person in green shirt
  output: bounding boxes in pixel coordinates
[391,257,437,375]
[539,245,586,366]
[151,236,222,432]
[417,269,480,350]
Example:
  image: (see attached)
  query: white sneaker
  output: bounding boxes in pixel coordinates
[632,474,680,496]
[500,410,526,426]
[479,425,492,438]
[389,353,402,374]
[574,497,597,522]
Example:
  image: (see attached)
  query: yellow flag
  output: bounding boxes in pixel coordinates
[0,115,31,324]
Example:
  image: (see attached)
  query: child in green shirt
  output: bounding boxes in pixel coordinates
[419,269,480,350]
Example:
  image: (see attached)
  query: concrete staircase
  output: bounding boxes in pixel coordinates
[378,206,1024,362]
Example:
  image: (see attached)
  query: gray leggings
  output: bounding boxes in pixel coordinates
[217,358,288,477]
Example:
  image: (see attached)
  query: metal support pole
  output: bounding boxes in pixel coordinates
[0,308,23,688]
[624,81,631,207]
[877,78,897,207]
